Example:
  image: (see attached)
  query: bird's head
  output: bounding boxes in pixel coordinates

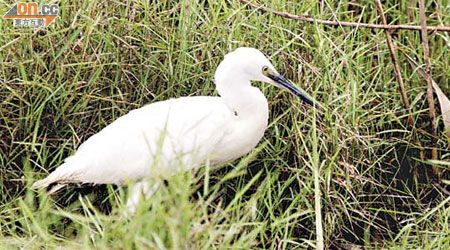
[215,47,320,109]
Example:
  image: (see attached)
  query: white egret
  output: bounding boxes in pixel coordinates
[33,47,319,213]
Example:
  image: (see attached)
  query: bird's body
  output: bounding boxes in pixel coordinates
[36,94,268,187]
[33,47,318,212]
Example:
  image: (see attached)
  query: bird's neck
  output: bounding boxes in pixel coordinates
[217,80,268,120]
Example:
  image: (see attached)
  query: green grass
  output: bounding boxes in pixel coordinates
[1,0,449,249]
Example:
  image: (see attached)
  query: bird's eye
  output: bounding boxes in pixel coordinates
[262,66,269,74]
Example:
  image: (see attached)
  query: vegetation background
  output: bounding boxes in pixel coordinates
[0,0,449,248]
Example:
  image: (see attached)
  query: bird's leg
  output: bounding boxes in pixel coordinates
[126,181,160,215]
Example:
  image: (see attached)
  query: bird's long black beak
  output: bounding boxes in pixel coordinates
[267,73,321,109]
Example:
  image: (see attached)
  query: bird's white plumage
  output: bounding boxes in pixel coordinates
[56,97,233,184]
[33,47,309,212]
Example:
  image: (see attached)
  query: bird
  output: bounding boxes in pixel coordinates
[32,47,319,213]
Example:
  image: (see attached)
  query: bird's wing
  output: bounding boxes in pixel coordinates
[33,96,234,187]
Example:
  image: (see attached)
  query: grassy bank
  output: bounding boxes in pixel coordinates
[1,0,449,248]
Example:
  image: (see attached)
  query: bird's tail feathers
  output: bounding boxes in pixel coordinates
[32,162,78,190]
